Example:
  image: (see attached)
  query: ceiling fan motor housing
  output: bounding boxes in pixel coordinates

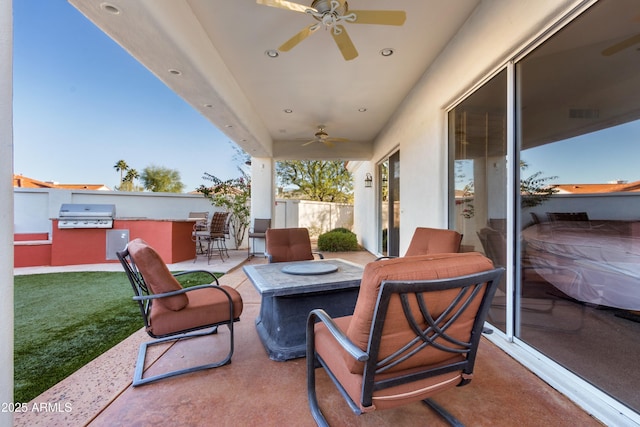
[315,129,328,138]
[310,0,348,17]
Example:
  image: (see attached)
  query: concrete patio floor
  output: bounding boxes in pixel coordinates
[14,250,603,426]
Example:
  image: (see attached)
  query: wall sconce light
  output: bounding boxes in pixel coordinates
[364,173,373,188]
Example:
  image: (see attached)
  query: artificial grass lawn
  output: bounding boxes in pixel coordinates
[14,270,220,402]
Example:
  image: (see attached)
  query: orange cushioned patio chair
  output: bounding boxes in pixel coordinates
[265,227,324,263]
[117,238,243,386]
[306,252,503,426]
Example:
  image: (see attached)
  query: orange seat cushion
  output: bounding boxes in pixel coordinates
[149,285,243,337]
[127,238,188,311]
[315,316,465,412]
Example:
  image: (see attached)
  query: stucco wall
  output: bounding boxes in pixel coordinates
[354,0,580,255]
[274,199,354,237]
[14,188,215,236]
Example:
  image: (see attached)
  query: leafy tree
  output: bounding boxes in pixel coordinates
[197,172,251,249]
[520,161,558,208]
[459,160,558,217]
[276,160,353,203]
[141,165,185,193]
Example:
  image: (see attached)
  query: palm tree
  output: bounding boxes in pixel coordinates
[123,168,140,191]
[121,169,140,191]
[113,160,129,186]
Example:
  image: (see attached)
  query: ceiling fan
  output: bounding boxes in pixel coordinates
[302,126,350,147]
[601,15,640,56]
[257,0,406,60]
[601,32,640,56]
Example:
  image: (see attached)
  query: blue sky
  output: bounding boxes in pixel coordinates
[522,120,640,185]
[455,118,640,192]
[13,1,241,192]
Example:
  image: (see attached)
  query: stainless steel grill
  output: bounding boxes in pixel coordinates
[58,203,116,229]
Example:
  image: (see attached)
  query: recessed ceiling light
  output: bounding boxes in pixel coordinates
[283,109,293,113]
[100,3,120,14]
[380,48,394,57]
[358,107,367,112]
[265,50,279,58]
[168,69,182,75]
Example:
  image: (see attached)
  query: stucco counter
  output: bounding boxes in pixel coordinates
[50,218,197,266]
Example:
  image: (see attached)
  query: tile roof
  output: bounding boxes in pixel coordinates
[554,180,640,194]
[13,174,111,191]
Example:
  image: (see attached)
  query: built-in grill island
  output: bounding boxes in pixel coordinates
[57,203,116,229]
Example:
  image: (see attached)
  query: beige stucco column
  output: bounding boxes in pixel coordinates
[0,0,14,425]
[249,157,274,250]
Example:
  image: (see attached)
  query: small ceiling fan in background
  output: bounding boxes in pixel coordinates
[601,32,640,56]
[257,0,406,60]
[302,126,350,147]
[601,14,640,56]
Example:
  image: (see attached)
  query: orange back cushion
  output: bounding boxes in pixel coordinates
[345,252,494,373]
[265,228,313,262]
[127,238,188,311]
[404,227,462,256]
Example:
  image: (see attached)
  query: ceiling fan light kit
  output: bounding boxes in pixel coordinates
[257,0,406,61]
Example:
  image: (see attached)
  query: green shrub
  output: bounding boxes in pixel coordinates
[330,227,353,234]
[317,229,359,251]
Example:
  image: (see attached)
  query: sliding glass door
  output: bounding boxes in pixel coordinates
[378,151,400,257]
[515,0,640,412]
[448,0,640,413]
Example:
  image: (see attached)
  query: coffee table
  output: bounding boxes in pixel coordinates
[243,258,364,361]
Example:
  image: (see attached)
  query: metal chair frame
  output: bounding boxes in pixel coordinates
[307,268,504,426]
[206,212,230,263]
[190,212,209,255]
[117,247,239,386]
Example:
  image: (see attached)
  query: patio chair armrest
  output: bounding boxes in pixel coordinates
[307,309,368,362]
[375,256,397,261]
[172,270,219,283]
[313,252,325,260]
[133,282,226,301]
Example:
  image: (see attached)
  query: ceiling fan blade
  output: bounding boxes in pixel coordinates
[349,10,406,26]
[279,25,318,52]
[326,137,349,143]
[256,0,313,14]
[323,140,335,148]
[601,33,640,56]
[331,25,358,60]
[301,139,316,146]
